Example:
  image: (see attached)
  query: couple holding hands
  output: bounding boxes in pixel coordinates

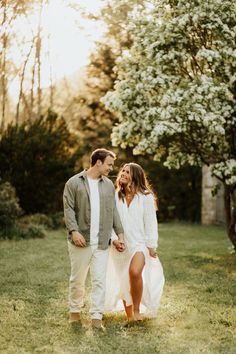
[63,148,164,329]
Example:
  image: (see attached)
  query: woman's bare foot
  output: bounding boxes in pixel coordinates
[133,311,142,321]
[127,315,134,322]
[123,301,134,322]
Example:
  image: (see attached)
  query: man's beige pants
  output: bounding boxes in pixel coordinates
[67,241,109,320]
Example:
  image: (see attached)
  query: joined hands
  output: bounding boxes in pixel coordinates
[113,233,125,252]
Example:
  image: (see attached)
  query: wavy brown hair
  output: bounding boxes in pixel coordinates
[116,162,157,208]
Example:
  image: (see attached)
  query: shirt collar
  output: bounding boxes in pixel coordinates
[78,169,105,182]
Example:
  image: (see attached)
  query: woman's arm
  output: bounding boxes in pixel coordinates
[143,193,158,250]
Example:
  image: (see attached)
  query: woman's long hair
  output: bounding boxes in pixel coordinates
[116,163,158,208]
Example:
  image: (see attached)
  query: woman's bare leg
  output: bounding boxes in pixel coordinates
[129,252,145,321]
[123,300,134,321]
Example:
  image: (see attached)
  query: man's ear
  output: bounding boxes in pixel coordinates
[96,160,102,166]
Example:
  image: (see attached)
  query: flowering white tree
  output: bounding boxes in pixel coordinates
[103,0,236,249]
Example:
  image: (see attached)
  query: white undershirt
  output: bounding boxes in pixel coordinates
[87,177,100,245]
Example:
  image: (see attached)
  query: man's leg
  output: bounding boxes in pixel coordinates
[90,247,109,324]
[68,242,92,320]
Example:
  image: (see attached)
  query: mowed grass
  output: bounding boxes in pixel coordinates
[0,224,235,354]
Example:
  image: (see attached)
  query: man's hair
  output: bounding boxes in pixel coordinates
[90,148,116,166]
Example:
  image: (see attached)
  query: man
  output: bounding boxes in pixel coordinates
[63,148,125,329]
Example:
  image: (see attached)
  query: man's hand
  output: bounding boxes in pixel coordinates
[148,247,157,258]
[71,231,87,247]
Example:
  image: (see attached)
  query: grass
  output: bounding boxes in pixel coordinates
[0,223,235,354]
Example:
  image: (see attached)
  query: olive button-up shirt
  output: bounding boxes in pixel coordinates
[63,170,123,250]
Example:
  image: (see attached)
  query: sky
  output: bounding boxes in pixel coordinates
[40,0,105,81]
[9,0,105,98]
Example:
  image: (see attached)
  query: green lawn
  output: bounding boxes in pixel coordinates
[0,224,235,354]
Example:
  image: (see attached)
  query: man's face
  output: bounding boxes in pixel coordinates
[97,156,115,176]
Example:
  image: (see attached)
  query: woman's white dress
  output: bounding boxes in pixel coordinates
[105,192,164,318]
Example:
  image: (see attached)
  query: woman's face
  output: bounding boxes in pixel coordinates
[119,165,131,186]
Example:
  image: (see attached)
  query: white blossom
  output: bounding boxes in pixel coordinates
[102,0,236,186]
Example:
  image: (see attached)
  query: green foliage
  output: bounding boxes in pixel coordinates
[143,161,201,222]
[49,212,64,229]
[0,181,22,228]
[70,1,146,154]
[0,181,46,240]
[18,212,64,230]
[0,210,63,241]
[18,213,54,229]
[0,224,45,240]
[70,44,118,154]
[99,0,146,50]
[0,110,82,214]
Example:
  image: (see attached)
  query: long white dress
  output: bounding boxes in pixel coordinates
[105,192,165,318]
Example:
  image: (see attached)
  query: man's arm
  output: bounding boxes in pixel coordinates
[63,180,79,233]
[63,180,86,247]
[112,199,124,236]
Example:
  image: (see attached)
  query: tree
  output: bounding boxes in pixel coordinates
[103,0,236,248]
[0,110,81,213]
[65,0,200,222]
[67,0,145,153]
[0,0,35,129]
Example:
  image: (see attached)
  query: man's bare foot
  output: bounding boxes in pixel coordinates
[91,319,105,331]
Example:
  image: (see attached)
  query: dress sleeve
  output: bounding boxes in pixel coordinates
[143,193,158,248]
[113,191,124,235]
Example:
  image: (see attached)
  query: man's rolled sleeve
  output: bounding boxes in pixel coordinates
[113,201,124,235]
[63,181,79,233]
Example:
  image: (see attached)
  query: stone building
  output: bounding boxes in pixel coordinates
[201,165,225,225]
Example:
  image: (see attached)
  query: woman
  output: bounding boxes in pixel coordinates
[105,163,164,322]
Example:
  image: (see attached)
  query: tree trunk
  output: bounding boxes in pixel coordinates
[1,1,7,132]
[224,184,236,250]
[36,34,42,117]
[16,40,34,124]
[36,0,43,118]
[49,63,54,109]
[30,47,36,119]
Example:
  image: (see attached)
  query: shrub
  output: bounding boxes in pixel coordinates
[0,224,45,240]
[0,110,83,214]
[0,182,22,228]
[18,212,64,230]
[49,212,64,229]
[18,213,54,229]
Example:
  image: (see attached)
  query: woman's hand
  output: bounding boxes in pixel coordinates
[113,239,125,252]
[148,247,157,258]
